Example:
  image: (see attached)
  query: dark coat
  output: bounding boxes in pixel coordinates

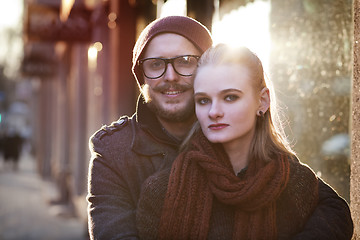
[136,154,351,240]
[87,99,353,240]
[87,100,181,239]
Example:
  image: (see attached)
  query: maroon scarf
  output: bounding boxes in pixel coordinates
[158,132,290,240]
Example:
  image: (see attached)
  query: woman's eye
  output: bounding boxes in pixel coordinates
[225,95,239,102]
[196,98,210,105]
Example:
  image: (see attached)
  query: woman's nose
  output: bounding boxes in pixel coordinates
[208,102,224,119]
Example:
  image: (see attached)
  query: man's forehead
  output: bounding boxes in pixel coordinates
[143,33,200,58]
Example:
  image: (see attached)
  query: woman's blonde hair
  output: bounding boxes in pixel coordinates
[181,44,295,162]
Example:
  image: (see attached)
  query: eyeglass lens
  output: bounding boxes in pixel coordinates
[141,55,199,79]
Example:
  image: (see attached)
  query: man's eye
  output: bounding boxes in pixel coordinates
[177,57,190,65]
[149,60,164,69]
[176,56,197,66]
[225,95,239,102]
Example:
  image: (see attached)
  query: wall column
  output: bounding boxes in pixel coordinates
[351,0,360,238]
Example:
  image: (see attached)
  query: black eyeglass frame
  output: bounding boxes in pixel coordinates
[137,55,200,79]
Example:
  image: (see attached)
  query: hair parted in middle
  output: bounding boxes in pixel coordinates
[182,44,295,162]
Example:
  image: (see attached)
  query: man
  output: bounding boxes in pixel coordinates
[87,16,212,239]
[87,16,353,239]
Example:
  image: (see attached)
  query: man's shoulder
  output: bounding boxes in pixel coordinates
[90,116,134,144]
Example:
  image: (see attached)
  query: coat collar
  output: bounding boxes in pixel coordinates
[131,96,180,156]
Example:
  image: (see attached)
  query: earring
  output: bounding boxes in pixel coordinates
[258,110,264,117]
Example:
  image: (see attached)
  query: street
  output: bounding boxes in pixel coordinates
[0,152,87,240]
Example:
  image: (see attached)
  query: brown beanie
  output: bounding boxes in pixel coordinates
[132,16,213,88]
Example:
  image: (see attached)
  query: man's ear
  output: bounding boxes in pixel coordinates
[258,87,270,115]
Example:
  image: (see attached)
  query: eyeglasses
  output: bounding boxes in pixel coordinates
[138,55,200,79]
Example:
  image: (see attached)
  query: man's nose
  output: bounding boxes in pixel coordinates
[163,63,178,81]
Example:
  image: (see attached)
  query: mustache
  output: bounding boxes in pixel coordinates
[152,82,193,92]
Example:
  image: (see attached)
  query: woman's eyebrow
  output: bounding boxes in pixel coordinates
[220,88,243,94]
[194,92,207,97]
[194,88,243,97]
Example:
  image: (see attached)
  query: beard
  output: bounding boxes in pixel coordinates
[142,83,195,122]
[147,98,195,122]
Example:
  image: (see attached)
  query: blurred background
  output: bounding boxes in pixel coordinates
[0,0,353,239]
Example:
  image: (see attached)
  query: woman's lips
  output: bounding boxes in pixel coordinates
[208,123,229,130]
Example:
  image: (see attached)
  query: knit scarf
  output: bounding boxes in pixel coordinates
[158,132,290,240]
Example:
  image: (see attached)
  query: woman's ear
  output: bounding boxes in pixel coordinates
[258,87,270,115]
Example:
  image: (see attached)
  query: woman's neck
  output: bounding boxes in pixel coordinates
[223,139,252,175]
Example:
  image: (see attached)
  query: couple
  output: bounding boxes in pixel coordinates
[87,16,353,239]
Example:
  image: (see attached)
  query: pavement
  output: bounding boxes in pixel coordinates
[0,152,88,240]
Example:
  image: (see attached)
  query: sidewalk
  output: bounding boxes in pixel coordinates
[0,152,87,240]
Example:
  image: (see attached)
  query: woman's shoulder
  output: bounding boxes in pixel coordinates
[285,155,319,198]
[136,168,171,240]
[140,168,171,198]
[277,154,319,214]
[287,155,317,180]
[276,155,319,238]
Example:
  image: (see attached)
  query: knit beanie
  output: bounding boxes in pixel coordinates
[132,15,213,88]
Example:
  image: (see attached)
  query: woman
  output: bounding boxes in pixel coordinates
[136,44,352,239]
